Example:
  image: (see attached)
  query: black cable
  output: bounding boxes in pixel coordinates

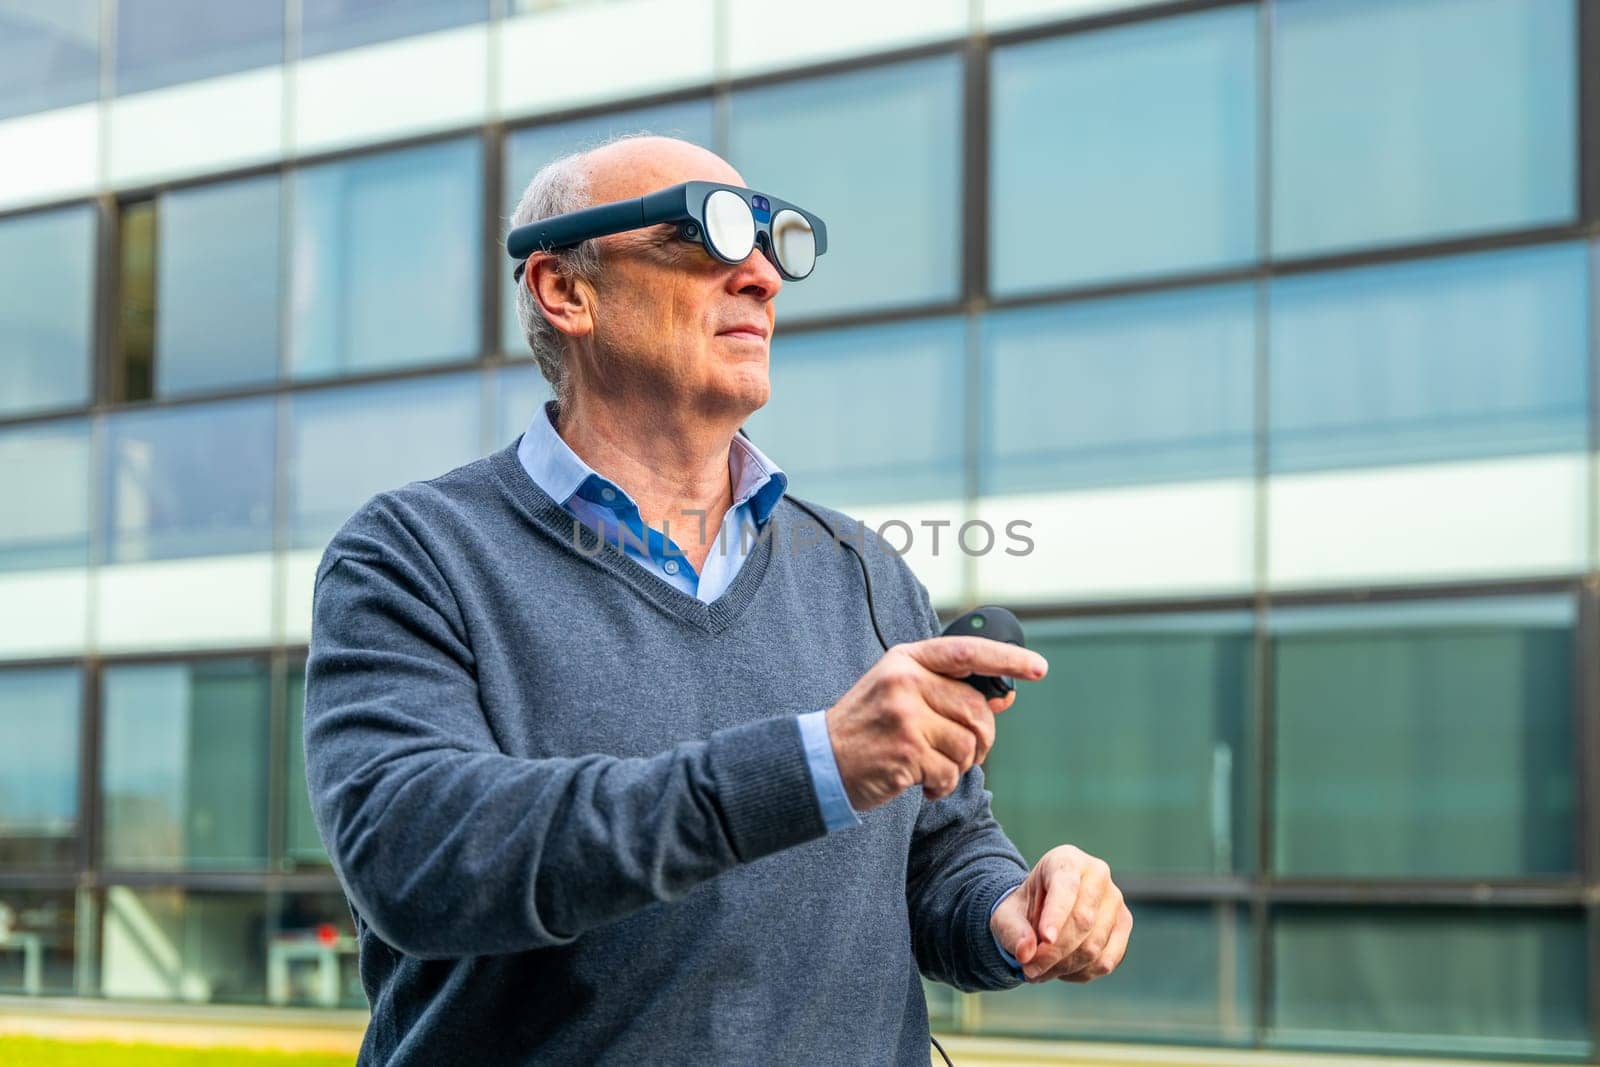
[930,1035,955,1067]
[783,495,891,654]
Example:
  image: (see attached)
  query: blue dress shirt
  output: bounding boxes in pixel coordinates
[515,399,1023,974]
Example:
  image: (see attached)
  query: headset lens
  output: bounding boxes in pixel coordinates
[770,209,816,279]
[703,189,756,262]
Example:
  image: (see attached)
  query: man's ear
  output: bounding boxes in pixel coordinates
[525,253,595,341]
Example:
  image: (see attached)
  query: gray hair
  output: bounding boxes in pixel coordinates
[508,129,661,409]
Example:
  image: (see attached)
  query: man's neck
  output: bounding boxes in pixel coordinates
[555,391,742,570]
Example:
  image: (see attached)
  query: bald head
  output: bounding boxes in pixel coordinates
[577,135,746,209]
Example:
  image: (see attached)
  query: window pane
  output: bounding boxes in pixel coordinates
[101,659,270,870]
[987,612,1255,876]
[1272,908,1588,1058]
[1269,244,1589,474]
[300,0,489,57]
[0,420,90,573]
[976,904,1252,1042]
[154,174,282,396]
[0,889,78,995]
[0,2,100,121]
[744,318,966,506]
[102,887,267,1003]
[0,669,80,868]
[0,205,95,418]
[288,373,482,550]
[103,397,276,563]
[1271,0,1576,258]
[728,55,963,320]
[283,663,326,866]
[115,0,284,95]
[492,363,553,447]
[502,99,716,355]
[990,6,1257,295]
[982,284,1255,495]
[1272,595,1576,878]
[273,893,362,1008]
[289,137,482,379]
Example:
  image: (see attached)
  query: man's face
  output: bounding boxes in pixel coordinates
[563,141,786,422]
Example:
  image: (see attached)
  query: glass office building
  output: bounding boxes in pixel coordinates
[0,0,1596,1059]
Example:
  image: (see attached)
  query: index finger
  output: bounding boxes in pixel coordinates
[904,635,1048,685]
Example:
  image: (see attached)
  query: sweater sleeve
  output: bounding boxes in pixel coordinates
[903,577,1030,992]
[303,538,827,960]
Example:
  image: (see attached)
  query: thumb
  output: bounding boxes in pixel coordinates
[990,891,1038,965]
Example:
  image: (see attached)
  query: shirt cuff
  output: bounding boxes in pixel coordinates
[797,709,862,834]
[988,882,1026,975]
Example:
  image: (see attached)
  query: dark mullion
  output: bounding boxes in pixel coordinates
[80,659,102,890]
[1250,0,1273,1041]
[960,38,989,309]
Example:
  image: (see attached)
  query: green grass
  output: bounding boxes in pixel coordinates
[0,1036,352,1066]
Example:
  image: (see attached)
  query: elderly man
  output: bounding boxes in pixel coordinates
[303,133,1130,1065]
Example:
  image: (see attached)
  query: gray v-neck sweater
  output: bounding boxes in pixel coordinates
[303,437,1028,1065]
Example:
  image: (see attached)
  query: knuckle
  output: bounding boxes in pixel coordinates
[1073,906,1096,931]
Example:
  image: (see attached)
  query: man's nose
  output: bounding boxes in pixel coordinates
[728,240,783,300]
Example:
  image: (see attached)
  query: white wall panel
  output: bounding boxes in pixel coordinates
[497,0,717,120]
[0,569,90,660]
[975,479,1256,604]
[1269,452,1587,591]
[107,68,285,188]
[94,553,275,653]
[0,104,99,211]
[293,25,491,156]
[724,0,968,77]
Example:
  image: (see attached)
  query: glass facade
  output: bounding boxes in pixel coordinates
[0,0,1597,1061]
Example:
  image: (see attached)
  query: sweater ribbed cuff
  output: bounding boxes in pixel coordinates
[967,869,1030,991]
[706,714,828,863]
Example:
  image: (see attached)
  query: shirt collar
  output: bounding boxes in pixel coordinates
[516,399,788,524]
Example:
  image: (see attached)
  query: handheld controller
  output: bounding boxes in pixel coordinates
[939,606,1027,699]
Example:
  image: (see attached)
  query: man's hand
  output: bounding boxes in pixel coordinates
[826,637,1048,810]
[989,845,1132,983]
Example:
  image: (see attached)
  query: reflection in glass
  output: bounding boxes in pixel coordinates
[977,904,1252,1042]
[272,893,363,1008]
[1273,596,1575,878]
[0,420,91,573]
[729,55,962,319]
[1271,0,1575,257]
[986,613,1254,875]
[1272,908,1588,1057]
[103,398,276,563]
[101,660,270,870]
[154,175,282,397]
[0,890,78,995]
[115,0,284,95]
[300,0,489,57]
[288,373,482,550]
[990,5,1257,295]
[1269,243,1589,474]
[502,99,716,354]
[0,669,80,868]
[0,205,95,418]
[745,317,965,506]
[0,2,100,121]
[982,284,1254,495]
[101,888,267,1003]
[289,138,482,379]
